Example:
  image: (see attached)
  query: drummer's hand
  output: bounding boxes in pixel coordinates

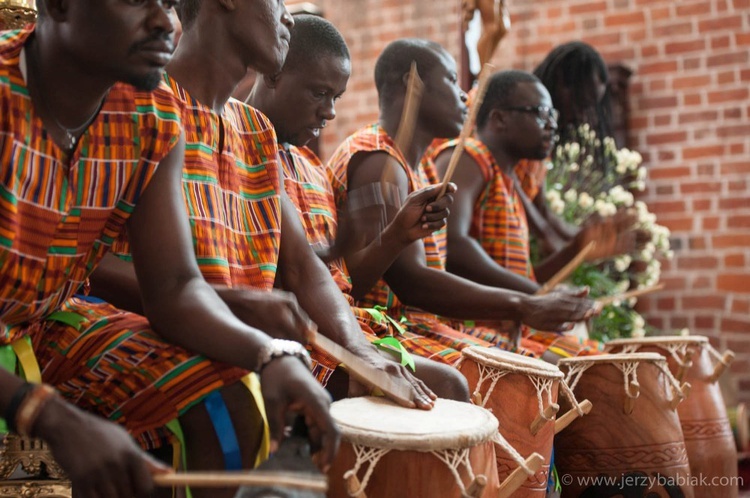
[348,347,436,410]
[260,355,340,471]
[217,286,314,343]
[520,287,602,332]
[34,394,169,498]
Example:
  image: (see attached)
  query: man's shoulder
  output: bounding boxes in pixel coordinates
[107,80,181,124]
[0,29,28,71]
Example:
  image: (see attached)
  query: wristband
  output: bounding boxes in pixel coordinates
[4,382,35,434]
[15,384,57,437]
[256,339,312,373]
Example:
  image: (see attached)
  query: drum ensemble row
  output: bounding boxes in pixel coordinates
[325,336,748,498]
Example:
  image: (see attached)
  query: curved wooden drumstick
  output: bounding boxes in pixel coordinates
[153,471,327,491]
[597,283,665,306]
[438,63,495,198]
[535,241,596,295]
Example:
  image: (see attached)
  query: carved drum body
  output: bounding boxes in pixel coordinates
[607,336,738,497]
[555,353,694,498]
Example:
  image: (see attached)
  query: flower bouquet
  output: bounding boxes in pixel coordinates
[543,124,673,341]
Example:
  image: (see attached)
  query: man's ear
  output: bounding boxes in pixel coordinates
[43,0,68,21]
[488,108,507,130]
[217,0,237,12]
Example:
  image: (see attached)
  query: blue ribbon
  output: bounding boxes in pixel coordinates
[203,391,243,471]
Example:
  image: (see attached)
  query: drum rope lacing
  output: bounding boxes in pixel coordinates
[563,358,687,405]
[343,445,480,498]
[615,343,694,368]
[466,360,585,419]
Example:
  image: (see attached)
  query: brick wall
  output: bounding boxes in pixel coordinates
[313,0,750,402]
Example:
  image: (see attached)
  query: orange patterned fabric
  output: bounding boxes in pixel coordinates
[282,145,468,367]
[326,125,541,358]
[113,79,282,291]
[429,137,535,280]
[0,28,180,344]
[328,124,447,316]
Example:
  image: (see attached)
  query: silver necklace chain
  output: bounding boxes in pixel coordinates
[27,41,107,152]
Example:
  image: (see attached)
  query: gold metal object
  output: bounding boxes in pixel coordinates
[0,0,37,30]
[0,434,71,498]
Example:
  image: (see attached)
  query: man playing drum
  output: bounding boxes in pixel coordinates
[0,2,338,497]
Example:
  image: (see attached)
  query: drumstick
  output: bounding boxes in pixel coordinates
[153,471,327,491]
[379,60,424,188]
[535,241,596,296]
[438,63,495,198]
[308,328,413,406]
[393,61,424,155]
[496,452,545,498]
[596,283,665,306]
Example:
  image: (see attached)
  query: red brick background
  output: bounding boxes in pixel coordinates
[292,0,750,402]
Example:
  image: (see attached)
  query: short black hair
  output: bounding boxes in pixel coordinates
[283,15,349,73]
[477,70,540,128]
[176,0,200,29]
[374,38,444,104]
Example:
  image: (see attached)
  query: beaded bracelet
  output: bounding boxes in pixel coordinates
[3,382,35,434]
[15,384,57,437]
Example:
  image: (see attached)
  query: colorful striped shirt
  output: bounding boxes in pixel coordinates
[0,28,181,345]
[327,124,447,316]
[113,76,282,290]
[430,137,535,280]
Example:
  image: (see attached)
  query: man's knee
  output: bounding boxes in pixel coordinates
[413,356,470,402]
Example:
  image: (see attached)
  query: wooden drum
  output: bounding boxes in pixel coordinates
[327,397,541,498]
[607,336,738,497]
[555,353,694,497]
[457,347,591,497]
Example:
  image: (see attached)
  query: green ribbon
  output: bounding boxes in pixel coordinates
[372,337,416,372]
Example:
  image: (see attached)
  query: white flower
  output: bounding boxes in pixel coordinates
[595,199,617,217]
[568,142,580,160]
[627,297,638,307]
[666,250,675,260]
[578,192,594,209]
[632,327,646,338]
[614,255,632,272]
[564,189,578,203]
[546,189,561,204]
[550,198,565,215]
[680,328,690,337]
[569,162,580,172]
[633,315,645,330]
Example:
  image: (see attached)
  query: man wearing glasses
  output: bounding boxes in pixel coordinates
[431,70,633,356]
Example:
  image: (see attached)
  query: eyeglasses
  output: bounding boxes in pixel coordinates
[500,105,559,127]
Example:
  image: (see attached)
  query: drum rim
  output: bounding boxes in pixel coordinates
[461,346,563,378]
[330,397,499,451]
[558,352,665,365]
[606,335,708,347]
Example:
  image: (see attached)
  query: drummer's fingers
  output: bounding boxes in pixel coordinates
[400,366,436,408]
[302,406,339,471]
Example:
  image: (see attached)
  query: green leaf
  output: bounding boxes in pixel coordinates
[384,314,407,335]
[364,307,386,325]
[372,337,416,372]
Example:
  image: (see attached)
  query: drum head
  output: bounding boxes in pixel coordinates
[606,335,708,350]
[461,347,563,378]
[558,352,665,366]
[330,397,498,451]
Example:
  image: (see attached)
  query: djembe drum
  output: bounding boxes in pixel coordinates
[555,353,694,497]
[327,397,543,498]
[606,336,738,497]
[457,347,591,497]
